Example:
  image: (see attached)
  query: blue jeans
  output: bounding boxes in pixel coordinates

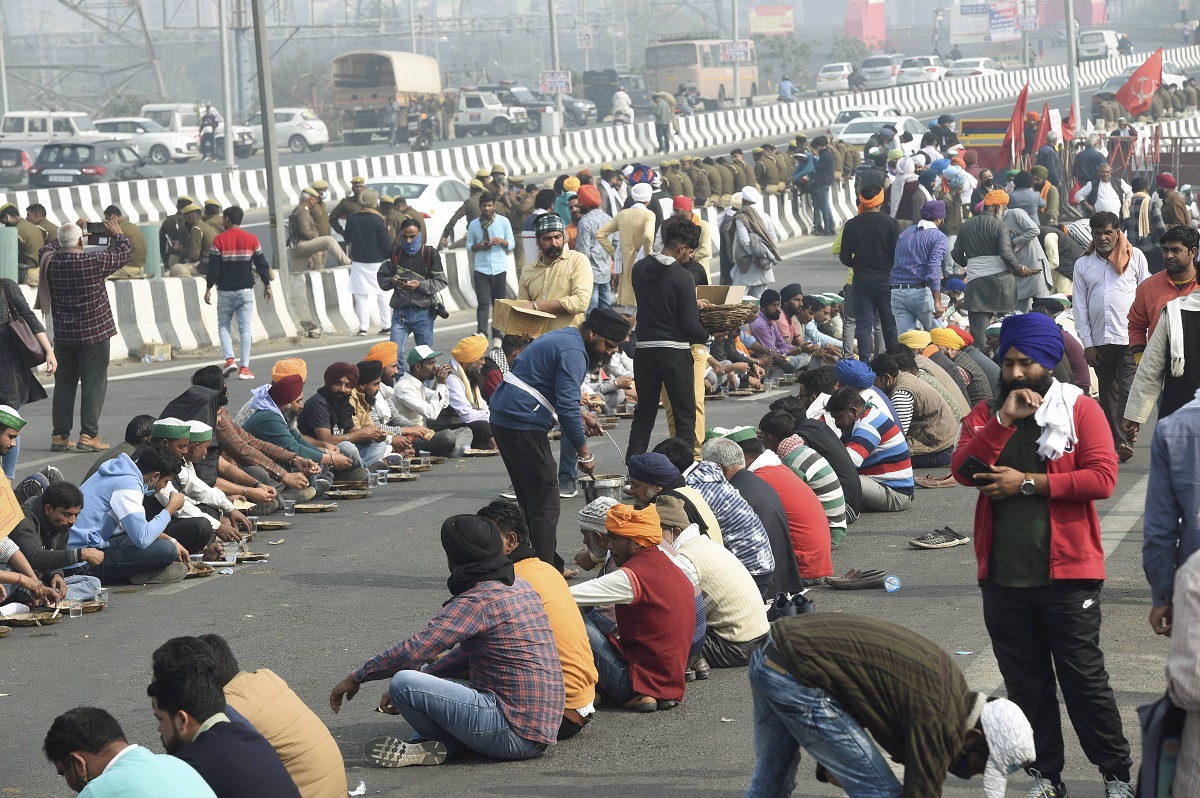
[390,307,435,375]
[64,575,102,601]
[811,185,834,234]
[357,440,390,469]
[2,434,19,478]
[558,436,577,484]
[387,670,547,761]
[584,613,635,705]
[890,286,934,334]
[588,280,613,313]
[336,441,367,469]
[217,288,255,367]
[77,534,179,583]
[747,644,902,798]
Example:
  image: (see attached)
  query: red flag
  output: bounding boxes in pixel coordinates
[1062,104,1076,142]
[1031,102,1051,153]
[996,83,1030,170]
[1115,48,1163,117]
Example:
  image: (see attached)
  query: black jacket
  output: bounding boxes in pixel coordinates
[160,385,224,486]
[794,418,863,516]
[837,212,900,282]
[343,210,392,263]
[376,245,449,310]
[630,254,709,345]
[9,496,79,582]
[728,468,803,593]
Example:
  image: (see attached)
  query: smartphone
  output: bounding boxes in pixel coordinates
[86,221,106,235]
[956,456,992,481]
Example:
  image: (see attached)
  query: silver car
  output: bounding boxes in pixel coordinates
[860,54,907,90]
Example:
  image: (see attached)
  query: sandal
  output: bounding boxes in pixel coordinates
[825,568,886,590]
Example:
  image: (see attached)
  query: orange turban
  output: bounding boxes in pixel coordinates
[366,341,399,368]
[858,190,885,214]
[984,189,1010,207]
[577,184,602,209]
[451,334,489,364]
[271,358,307,382]
[604,503,663,548]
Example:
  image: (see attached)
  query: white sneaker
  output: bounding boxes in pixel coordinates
[498,485,517,499]
[1103,778,1133,798]
[1023,776,1066,798]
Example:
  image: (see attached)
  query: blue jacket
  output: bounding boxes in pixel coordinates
[489,326,589,448]
[1144,395,1200,606]
[71,454,171,550]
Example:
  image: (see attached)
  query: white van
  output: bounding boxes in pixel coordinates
[139,102,259,158]
[0,111,114,142]
[1078,30,1120,61]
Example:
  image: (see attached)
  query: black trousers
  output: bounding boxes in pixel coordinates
[1092,344,1137,450]
[473,271,508,340]
[627,347,697,460]
[655,123,671,152]
[980,580,1132,783]
[142,496,216,554]
[493,425,562,570]
[852,280,898,361]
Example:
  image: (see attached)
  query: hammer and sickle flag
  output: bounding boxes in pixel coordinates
[1115,48,1163,118]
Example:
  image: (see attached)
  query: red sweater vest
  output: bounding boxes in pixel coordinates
[613,546,695,701]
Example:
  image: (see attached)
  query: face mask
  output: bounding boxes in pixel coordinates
[142,476,158,496]
[401,233,423,256]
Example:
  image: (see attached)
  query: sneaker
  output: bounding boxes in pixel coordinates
[129,562,188,585]
[222,358,238,377]
[237,367,255,380]
[13,473,49,503]
[1024,776,1068,798]
[313,476,333,494]
[908,526,971,550]
[498,485,517,499]
[377,328,390,336]
[355,329,369,336]
[1103,777,1133,798]
[76,434,110,452]
[559,478,578,498]
[51,435,75,452]
[366,737,448,768]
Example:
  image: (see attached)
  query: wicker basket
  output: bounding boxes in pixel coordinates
[699,303,758,334]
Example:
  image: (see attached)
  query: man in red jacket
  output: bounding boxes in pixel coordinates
[951,311,1133,798]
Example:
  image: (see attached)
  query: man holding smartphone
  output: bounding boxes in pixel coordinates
[951,311,1133,798]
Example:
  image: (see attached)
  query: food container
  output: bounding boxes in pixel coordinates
[580,474,625,503]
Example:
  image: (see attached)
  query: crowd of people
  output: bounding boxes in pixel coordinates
[3,115,1200,798]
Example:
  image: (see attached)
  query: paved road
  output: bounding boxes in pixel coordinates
[1,238,1165,797]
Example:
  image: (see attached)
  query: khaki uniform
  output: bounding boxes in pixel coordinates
[756,156,780,195]
[664,170,684,197]
[715,163,736,203]
[107,218,148,280]
[678,170,695,199]
[329,196,362,237]
[288,204,350,271]
[701,163,724,206]
[385,206,427,246]
[14,219,41,286]
[170,220,218,277]
[159,212,183,265]
[202,213,228,233]
[440,190,483,243]
[34,218,58,245]
[689,164,711,205]
[311,200,332,237]
[736,158,758,191]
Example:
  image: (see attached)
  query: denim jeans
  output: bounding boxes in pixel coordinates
[811,185,834,234]
[584,613,635,705]
[390,306,435,375]
[64,575,102,601]
[217,288,255,367]
[747,645,903,798]
[2,434,19,478]
[889,286,934,334]
[588,279,614,313]
[336,441,367,469]
[852,282,898,362]
[388,670,547,761]
[77,534,179,583]
[357,439,390,469]
[558,435,577,484]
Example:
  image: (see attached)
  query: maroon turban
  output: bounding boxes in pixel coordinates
[268,374,304,406]
[323,362,360,389]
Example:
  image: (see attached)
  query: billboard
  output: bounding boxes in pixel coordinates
[749,5,795,35]
[952,1,1021,44]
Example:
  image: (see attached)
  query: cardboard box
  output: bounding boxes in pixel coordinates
[696,285,747,305]
[492,300,561,337]
[139,342,173,362]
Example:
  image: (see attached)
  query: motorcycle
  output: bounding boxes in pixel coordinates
[612,109,632,126]
[408,115,434,152]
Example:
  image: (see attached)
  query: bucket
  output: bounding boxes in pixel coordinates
[580,474,625,503]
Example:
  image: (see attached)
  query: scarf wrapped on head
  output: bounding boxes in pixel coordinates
[605,503,663,548]
[441,515,516,597]
[776,434,805,460]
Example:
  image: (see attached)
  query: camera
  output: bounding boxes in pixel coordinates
[85,221,109,247]
[432,299,450,320]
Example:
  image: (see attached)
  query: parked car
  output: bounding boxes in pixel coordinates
[897,55,948,85]
[479,85,555,133]
[826,104,902,139]
[94,117,198,164]
[815,62,855,96]
[26,140,162,188]
[0,143,42,188]
[837,115,928,157]
[860,53,907,90]
[365,175,471,243]
[556,94,598,126]
[945,58,1005,79]
[1078,29,1121,61]
[1090,60,1188,119]
[244,107,329,153]
[452,91,527,137]
[139,102,259,158]
[0,111,114,143]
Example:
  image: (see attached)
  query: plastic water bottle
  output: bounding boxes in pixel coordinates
[142,354,153,364]
[884,575,901,593]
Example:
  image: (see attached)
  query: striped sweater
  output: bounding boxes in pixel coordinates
[206,227,271,291]
[778,437,848,545]
[843,405,914,496]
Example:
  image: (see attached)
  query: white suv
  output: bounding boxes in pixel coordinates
[94,117,198,164]
[245,107,329,153]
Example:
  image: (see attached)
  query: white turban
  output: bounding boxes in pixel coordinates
[741,186,761,204]
[980,698,1036,798]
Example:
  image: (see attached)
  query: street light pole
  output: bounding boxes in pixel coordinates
[409,0,417,53]
[548,0,563,118]
[0,26,9,116]
[218,0,237,173]
[1065,0,1082,128]
[732,0,741,107]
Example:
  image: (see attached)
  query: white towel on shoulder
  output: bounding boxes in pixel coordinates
[1034,379,1083,461]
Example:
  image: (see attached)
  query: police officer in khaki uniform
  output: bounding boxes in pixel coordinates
[201,199,227,233]
[289,187,351,270]
[310,179,333,236]
[439,179,485,248]
[772,144,793,192]
[683,155,709,207]
[677,158,695,199]
[329,176,365,237]
[103,205,148,280]
[730,149,755,191]
[160,195,194,268]
[713,157,737,205]
[663,160,684,196]
[169,204,217,277]
[25,204,57,245]
[0,203,42,285]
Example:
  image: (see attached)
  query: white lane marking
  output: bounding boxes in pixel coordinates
[377,492,454,517]
[12,453,79,469]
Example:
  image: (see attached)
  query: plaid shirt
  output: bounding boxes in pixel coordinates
[353,578,564,746]
[889,223,947,292]
[684,461,775,577]
[42,236,130,345]
[214,407,295,480]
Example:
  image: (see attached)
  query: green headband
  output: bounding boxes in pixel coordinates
[0,404,26,431]
[151,418,190,440]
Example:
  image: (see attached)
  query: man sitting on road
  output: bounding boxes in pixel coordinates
[390,345,472,457]
[446,336,496,451]
[134,419,222,558]
[298,363,387,473]
[826,387,915,513]
[478,500,599,740]
[9,482,104,603]
[350,360,414,461]
[329,515,564,768]
[871,352,959,469]
[241,374,359,481]
[359,346,444,458]
[624,450,723,545]
[757,411,851,545]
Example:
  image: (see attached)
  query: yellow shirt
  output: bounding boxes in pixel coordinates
[516,249,594,328]
[514,557,598,711]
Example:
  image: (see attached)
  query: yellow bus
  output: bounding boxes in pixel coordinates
[645,38,760,109]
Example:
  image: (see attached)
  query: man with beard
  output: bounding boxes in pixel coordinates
[363,342,459,458]
[297,363,386,473]
[147,660,299,798]
[489,308,630,572]
[1157,173,1190,230]
[748,289,810,373]
[627,217,710,458]
[351,360,415,460]
[445,336,495,451]
[242,374,360,482]
[951,312,1133,798]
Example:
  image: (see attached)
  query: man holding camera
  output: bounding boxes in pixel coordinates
[377,218,449,376]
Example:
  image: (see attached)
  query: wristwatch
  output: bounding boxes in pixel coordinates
[1019,474,1036,496]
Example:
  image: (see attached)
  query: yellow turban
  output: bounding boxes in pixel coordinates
[563,176,581,192]
[897,330,932,350]
[930,327,965,350]
[271,358,307,382]
[366,341,399,368]
[451,334,489,364]
[604,503,663,548]
[984,189,1010,206]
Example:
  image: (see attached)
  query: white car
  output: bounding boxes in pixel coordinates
[945,58,1005,79]
[837,115,929,157]
[365,175,471,243]
[1078,29,1121,61]
[815,62,855,96]
[1111,60,1187,89]
[94,117,199,164]
[897,56,949,85]
[827,104,902,139]
[860,53,907,90]
[245,107,329,153]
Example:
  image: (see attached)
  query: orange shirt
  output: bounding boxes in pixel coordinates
[513,557,598,710]
[1128,269,1199,349]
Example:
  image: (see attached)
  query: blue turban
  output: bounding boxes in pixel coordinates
[944,277,966,292]
[929,157,951,175]
[918,170,938,189]
[997,312,1064,370]
[920,200,946,220]
[627,453,681,488]
[836,358,877,389]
